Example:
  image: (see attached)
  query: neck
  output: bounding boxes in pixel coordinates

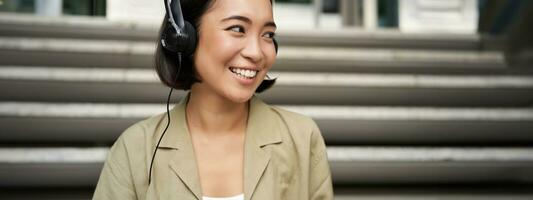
[185,88,249,136]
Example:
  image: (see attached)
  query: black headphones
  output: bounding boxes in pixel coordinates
[149,0,278,185]
[160,0,197,57]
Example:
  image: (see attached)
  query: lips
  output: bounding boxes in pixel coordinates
[229,67,258,79]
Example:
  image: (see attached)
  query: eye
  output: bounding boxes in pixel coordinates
[226,25,245,33]
[263,32,276,39]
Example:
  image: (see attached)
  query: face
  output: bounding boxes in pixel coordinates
[192,0,277,103]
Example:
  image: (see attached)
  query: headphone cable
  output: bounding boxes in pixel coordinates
[148,52,182,185]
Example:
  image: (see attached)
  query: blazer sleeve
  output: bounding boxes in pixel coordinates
[92,126,139,200]
[309,121,334,200]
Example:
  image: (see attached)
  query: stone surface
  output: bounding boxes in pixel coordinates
[399,0,478,33]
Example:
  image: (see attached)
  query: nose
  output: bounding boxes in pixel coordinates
[240,37,263,63]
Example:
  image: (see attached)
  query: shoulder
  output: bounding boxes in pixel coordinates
[270,106,319,133]
[121,114,162,138]
[270,105,327,153]
[269,105,322,141]
[111,113,165,152]
[251,96,319,138]
[265,104,330,180]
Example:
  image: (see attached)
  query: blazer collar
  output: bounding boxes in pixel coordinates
[158,93,283,200]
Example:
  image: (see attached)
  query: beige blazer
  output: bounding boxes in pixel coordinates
[93,94,333,200]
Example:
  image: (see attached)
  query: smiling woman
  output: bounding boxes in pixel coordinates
[92,0,333,199]
[154,0,277,95]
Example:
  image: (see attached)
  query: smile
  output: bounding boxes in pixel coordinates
[229,67,258,79]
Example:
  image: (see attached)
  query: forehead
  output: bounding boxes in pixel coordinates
[205,0,273,22]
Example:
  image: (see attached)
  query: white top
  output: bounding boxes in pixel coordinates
[202,194,244,200]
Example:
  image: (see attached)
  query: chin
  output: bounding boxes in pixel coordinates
[224,88,256,103]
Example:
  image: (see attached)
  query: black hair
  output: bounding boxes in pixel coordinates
[154,0,275,93]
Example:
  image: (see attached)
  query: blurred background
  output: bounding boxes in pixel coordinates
[0,0,533,199]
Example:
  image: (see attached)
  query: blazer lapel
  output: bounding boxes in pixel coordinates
[244,96,283,200]
[244,136,271,200]
[159,95,203,200]
[168,149,202,200]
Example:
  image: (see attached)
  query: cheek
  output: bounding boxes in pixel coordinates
[264,43,277,70]
[208,32,238,57]
[194,32,239,75]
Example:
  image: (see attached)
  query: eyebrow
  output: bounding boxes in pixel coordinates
[221,15,277,28]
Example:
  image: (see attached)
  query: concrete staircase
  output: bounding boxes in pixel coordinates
[1,13,533,199]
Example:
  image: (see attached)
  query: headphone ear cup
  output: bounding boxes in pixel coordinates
[161,21,197,56]
[181,21,197,56]
[161,25,178,53]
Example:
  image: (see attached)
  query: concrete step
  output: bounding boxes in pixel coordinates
[277,29,484,50]
[0,13,158,41]
[0,13,487,50]
[0,148,105,187]
[0,188,94,200]
[328,147,533,184]
[2,186,533,200]
[1,103,532,145]
[333,185,533,200]
[0,37,153,68]
[276,47,506,74]
[1,147,532,187]
[1,66,533,106]
[0,37,507,74]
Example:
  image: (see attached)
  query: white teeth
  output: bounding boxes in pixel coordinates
[230,67,257,79]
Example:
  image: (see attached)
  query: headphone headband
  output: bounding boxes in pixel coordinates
[165,0,185,34]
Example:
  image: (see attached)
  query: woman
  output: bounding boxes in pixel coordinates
[93,0,333,199]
